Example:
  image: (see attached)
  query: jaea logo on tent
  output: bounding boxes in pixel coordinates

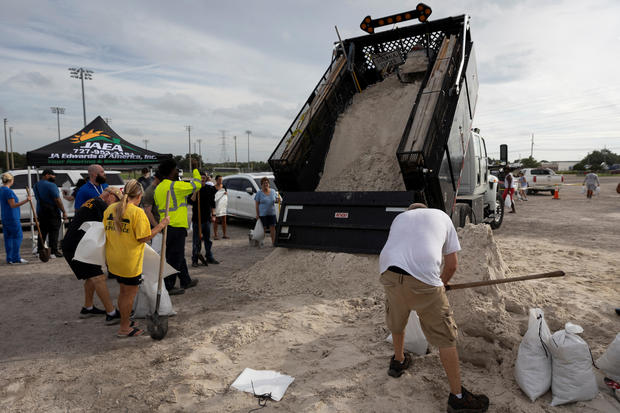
[70,129,136,152]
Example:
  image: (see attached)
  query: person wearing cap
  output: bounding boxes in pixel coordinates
[33,169,68,258]
[62,187,123,322]
[1,173,32,264]
[141,171,163,229]
[74,164,108,209]
[154,159,202,295]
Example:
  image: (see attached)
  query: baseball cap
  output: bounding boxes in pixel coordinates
[105,187,123,201]
[41,168,55,176]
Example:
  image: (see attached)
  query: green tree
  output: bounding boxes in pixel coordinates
[573,149,620,170]
[516,156,540,168]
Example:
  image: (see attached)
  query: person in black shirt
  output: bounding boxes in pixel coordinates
[189,173,219,267]
[62,187,123,323]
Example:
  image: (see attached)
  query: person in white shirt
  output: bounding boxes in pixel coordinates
[379,203,489,412]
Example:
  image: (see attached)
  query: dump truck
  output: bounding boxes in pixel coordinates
[268,9,504,254]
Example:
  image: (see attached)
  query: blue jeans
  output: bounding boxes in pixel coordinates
[192,221,214,263]
[4,225,23,263]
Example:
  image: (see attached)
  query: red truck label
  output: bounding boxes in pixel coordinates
[334,212,349,219]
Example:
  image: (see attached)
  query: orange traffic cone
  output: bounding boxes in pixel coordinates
[553,187,560,199]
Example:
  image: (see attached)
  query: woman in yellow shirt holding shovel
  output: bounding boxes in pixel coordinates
[104,180,169,338]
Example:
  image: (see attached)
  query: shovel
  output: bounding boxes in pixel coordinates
[147,190,170,340]
[444,270,565,291]
[26,187,51,262]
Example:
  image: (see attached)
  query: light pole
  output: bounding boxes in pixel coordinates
[197,138,203,167]
[50,107,65,140]
[3,119,8,171]
[8,127,14,169]
[233,135,238,168]
[186,125,192,171]
[68,67,93,126]
[245,130,251,171]
[142,138,149,150]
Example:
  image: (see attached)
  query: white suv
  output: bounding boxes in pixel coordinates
[221,173,278,220]
[5,169,124,222]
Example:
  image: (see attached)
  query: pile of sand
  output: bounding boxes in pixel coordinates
[236,224,547,371]
[315,74,420,192]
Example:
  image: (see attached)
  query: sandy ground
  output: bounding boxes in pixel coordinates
[1,175,619,412]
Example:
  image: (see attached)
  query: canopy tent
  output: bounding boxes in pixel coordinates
[26,116,172,167]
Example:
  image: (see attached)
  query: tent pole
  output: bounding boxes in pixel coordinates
[27,166,34,254]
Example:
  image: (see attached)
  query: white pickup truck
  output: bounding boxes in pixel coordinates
[521,168,564,195]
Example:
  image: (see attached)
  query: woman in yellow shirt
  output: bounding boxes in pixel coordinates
[104,179,169,337]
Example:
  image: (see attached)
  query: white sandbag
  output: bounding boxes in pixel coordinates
[151,232,162,255]
[581,186,586,194]
[250,219,265,241]
[514,308,552,401]
[74,222,106,266]
[231,368,294,401]
[596,333,620,382]
[504,196,511,208]
[386,311,428,356]
[132,244,177,318]
[549,322,598,406]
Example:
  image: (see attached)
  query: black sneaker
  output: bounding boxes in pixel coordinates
[191,262,200,268]
[387,353,412,378]
[207,258,219,265]
[182,279,199,289]
[168,287,185,295]
[52,251,63,258]
[105,309,121,325]
[79,306,106,318]
[447,387,489,413]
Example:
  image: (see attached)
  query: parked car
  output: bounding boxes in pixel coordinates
[4,169,124,223]
[221,173,279,220]
[520,168,564,195]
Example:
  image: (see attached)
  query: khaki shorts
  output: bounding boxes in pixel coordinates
[380,270,458,348]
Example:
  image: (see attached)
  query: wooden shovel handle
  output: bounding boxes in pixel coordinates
[445,271,565,291]
[25,187,44,243]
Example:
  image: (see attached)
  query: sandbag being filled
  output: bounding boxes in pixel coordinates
[386,311,428,356]
[549,322,598,406]
[514,308,552,401]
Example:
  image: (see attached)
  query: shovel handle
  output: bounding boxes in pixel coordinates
[155,190,171,312]
[26,187,45,244]
[445,271,565,291]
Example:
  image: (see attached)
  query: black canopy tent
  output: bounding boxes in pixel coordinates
[26,116,172,167]
[24,116,173,249]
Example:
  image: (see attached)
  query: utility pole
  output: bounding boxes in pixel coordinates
[50,107,65,140]
[245,130,251,171]
[233,135,238,168]
[186,125,192,171]
[142,138,149,150]
[3,119,8,171]
[219,130,228,163]
[68,68,93,126]
[9,127,14,169]
[530,133,534,158]
[197,138,203,167]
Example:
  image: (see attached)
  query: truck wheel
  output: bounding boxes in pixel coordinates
[455,204,473,227]
[489,193,504,230]
[550,190,555,196]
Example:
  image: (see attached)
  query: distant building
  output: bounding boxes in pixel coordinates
[541,161,579,171]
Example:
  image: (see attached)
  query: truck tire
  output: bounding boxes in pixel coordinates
[550,190,555,196]
[455,204,473,227]
[489,193,504,230]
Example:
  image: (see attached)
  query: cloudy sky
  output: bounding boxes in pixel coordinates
[1,0,618,163]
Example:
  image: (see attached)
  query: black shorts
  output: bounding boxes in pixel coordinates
[109,272,143,286]
[65,253,104,280]
[259,215,276,228]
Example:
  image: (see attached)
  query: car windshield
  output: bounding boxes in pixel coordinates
[254,178,277,191]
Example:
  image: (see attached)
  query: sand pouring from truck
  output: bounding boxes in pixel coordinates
[269,5,504,254]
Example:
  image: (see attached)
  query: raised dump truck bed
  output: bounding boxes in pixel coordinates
[269,14,489,254]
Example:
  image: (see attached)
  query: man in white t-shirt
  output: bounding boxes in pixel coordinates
[379,203,489,412]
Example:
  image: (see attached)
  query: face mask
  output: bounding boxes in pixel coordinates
[95,175,106,184]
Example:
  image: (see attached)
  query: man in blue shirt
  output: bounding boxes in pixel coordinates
[74,164,109,209]
[34,169,68,258]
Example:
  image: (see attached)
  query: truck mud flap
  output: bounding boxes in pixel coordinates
[276,191,418,254]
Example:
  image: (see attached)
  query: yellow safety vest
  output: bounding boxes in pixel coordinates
[154,168,202,228]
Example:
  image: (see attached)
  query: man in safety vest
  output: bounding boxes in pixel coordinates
[155,159,202,295]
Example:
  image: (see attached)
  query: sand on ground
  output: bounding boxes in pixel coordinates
[0,175,619,412]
